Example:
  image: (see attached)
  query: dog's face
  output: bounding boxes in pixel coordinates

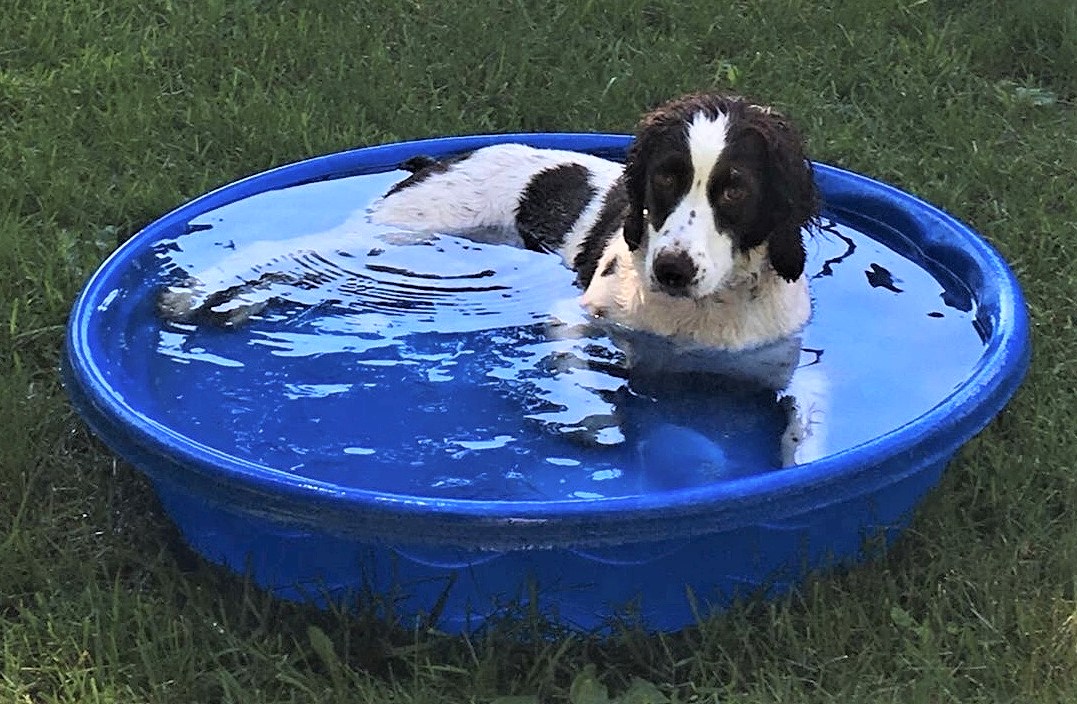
[623,93,817,298]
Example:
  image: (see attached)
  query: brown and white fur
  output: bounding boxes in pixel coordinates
[370,92,819,351]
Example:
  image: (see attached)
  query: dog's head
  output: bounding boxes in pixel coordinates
[622,93,818,298]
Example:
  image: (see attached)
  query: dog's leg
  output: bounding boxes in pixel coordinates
[155,220,369,326]
[158,273,280,326]
[777,361,828,466]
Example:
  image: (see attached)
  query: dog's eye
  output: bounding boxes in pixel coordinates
[713,168,751,207]
[653,171,678,190]
[721,185,747,202]
[651,158,688,193]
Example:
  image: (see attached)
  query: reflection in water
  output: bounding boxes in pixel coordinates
[119,171,989,501]
[813,219,856,278]
[865,262,904,293]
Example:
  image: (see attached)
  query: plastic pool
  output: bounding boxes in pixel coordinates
[63,133,1030,632]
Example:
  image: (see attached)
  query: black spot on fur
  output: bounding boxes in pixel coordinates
[574,177,629,287]
[384,152,473,196]
[600,258,619,277]
[400,155,440,172]
[514,164,595,254]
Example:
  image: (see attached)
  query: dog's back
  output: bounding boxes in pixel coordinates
[370,144,627,287]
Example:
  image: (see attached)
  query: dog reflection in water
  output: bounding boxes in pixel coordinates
[518,321,827,490]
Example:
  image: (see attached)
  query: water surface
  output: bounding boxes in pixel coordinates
[104,169,986,500]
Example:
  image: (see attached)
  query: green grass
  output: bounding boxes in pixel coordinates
[3,0,1077,701]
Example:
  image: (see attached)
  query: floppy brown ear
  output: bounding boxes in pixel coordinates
[621,134,649,251]
[749,109,818,281]
[768,222,808,282]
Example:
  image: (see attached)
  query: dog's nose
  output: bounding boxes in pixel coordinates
[652,250,697,294]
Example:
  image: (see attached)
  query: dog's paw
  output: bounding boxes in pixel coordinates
[156,277,271,327]
[778,394,815,467]
[157,277,207,323]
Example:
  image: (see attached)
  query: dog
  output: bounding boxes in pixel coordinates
[157,92,827,471]
[366,91,825,469]
[369,91,819,351]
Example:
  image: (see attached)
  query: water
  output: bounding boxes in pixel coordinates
[106,170,986,501]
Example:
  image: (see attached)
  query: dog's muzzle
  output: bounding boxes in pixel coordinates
[651,249,698,297]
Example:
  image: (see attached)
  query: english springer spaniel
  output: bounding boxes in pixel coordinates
[157,93,826,467]
[370,91,819,351]
[366,92,825,466]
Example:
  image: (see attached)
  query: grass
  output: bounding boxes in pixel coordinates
[2,0,1076,701]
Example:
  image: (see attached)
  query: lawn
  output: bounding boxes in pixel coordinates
[2,0,1076,701]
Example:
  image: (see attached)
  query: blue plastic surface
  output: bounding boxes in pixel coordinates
[63,133,1031,632]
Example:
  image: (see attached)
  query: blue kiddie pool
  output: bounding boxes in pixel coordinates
[64,134,1030,632]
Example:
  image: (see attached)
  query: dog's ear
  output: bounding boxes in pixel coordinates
[747,107,818,282]
[768,224,808,282]
[621,133,649,251]
[623,97,686,251]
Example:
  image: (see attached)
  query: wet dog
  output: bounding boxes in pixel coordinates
[370,91,819,351]
[158,92,825,469]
